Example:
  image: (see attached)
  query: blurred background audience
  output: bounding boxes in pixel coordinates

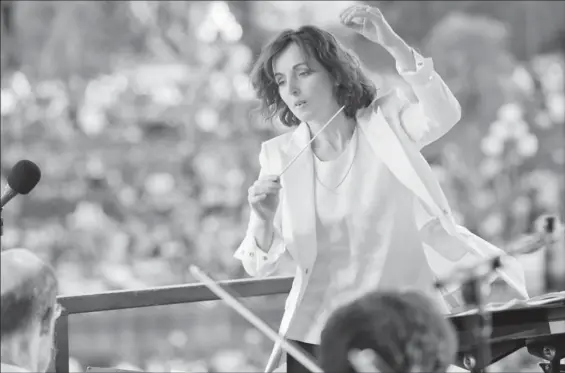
[1,1,563,371]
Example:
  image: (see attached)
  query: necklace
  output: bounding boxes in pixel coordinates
[314,126,359,191]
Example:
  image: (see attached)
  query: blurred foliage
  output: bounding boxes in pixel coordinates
[1,1,564,371]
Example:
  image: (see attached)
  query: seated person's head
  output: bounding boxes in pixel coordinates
[1,249,60,372]
[319,290,458,373]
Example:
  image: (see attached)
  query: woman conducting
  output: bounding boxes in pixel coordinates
[234,4,528,371]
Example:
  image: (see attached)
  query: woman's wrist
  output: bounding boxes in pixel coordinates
[250,218,275,251]
[385,39,417,72]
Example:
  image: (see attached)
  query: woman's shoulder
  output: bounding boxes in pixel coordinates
[257,131,295,171]
[262,128,297,152]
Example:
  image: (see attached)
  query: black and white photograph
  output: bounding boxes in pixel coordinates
[1,1,564,372]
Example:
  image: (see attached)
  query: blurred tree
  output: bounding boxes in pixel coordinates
[13,1,139,80]
[128,1,197,62]
[226,1,265,57]
[371,1,565,60]
[424,12,513,122]
[0,0,18,72]
[0,1,13,35]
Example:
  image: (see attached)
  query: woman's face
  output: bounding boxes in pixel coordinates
[273,42,340,124]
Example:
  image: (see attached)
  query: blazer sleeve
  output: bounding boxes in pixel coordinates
[233,143,287,277]
[395,50,462,149]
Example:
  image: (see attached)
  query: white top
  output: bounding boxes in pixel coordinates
[285,125,445,344]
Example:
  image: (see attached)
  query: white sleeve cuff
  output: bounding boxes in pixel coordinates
[233,231,286,277]
[234,234,271,262]
[396,49,435,86]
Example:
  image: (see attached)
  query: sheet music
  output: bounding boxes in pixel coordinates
[450,291,565,316]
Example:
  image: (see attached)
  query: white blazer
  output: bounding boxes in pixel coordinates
[234,52,528,371]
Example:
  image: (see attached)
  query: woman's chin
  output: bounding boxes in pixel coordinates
[293,112,311,124]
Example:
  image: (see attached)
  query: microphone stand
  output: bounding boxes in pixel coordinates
[436,217,563,372]
[437,256,503,373]
[543,216,565,292]
[461,273,494,373]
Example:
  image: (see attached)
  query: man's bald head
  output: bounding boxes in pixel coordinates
[1,249,59,338]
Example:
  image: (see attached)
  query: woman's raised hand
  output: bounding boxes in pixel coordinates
[339,4,402,48]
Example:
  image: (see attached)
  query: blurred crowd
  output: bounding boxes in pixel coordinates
[1,1,563,371]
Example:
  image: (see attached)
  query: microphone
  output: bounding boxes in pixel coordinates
[1,160,42,208]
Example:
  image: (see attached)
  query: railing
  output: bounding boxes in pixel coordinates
[54,276,294,372]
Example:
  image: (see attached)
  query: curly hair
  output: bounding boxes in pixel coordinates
[319,290,458,373]
[249,25,377,127]
[1,251,59,338]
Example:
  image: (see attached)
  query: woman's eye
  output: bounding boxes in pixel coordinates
[298,70,311,76]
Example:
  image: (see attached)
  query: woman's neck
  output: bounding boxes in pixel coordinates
[307,111,356,155]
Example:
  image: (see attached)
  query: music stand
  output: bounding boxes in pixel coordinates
[461,276,493,373]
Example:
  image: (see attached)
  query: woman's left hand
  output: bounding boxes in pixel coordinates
[339,5,402,49]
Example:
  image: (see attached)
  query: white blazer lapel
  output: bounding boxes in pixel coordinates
[280,123,317,267]
[358,106,444,219]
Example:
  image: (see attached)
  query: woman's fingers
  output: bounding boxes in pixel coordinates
[249,193,267,204]
[250,181,281,196]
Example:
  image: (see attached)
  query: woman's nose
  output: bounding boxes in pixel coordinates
[288,79,300,96]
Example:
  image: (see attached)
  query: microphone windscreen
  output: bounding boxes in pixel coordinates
[7,160,41,195]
